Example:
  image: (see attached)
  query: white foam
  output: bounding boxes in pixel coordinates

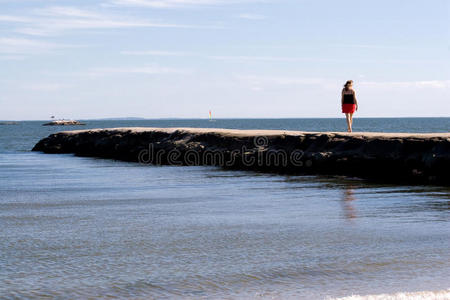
[327,289,450,300]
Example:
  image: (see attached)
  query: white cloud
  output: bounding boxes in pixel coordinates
[0,15,31,22]
[88,66,191,76]
[34,6,104,19]
[0,55,26,61]
[120,50,192,56]
[234,76,450,92]
[208,55,356,63]
[360,80,450,89]
[331,43,404,49]
[208,55,443,65]
[0,6,199,37]
[236,75,327,86]
[209,55,312,62]
[22,83,71,91]
[237,13,266,20]
[235,75,333,91]
[0,37,69,55]
[109,0,267,8]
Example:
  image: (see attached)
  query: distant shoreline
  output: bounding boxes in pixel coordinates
[1,116,450,122]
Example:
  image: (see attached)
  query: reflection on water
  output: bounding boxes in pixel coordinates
[342,184,357,220]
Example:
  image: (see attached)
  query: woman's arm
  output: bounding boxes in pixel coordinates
[341,90,344,105]
[353,91,358,110]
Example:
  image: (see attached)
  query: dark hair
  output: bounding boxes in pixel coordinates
[344,80,353,90]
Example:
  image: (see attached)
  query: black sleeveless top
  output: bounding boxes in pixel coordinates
[342,91,356,104]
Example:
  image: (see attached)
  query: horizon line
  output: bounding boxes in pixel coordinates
[2,116,450,122]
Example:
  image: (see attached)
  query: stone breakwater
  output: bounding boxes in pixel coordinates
[32,127,450,185]
[43,120,85,126]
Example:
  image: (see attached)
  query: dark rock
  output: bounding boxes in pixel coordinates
[32,128,450,185]
[42,120,85,126]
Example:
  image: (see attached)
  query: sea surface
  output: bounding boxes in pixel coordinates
[0,118,449,299]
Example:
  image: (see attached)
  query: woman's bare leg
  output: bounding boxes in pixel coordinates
[349,113,353,132]
[345,113,351,132]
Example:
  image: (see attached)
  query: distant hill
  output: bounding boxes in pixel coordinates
[85,117,148,121]
[82,117,198,121]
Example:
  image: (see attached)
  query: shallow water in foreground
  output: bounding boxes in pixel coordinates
[0,119,449,299]
[1,152,449,299]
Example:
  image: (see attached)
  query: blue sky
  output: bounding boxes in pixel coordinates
[0,0,449,120]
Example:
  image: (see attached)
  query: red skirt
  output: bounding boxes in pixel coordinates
[342,104,356,114]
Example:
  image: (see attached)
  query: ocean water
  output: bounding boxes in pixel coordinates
[0,119,449,299]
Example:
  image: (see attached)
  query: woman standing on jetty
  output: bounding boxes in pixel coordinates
[341,80,358,132]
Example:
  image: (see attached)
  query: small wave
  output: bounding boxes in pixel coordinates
[327,289,450,300]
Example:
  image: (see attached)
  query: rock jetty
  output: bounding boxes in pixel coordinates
[32,128,450,185]
[43,120,85,126]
